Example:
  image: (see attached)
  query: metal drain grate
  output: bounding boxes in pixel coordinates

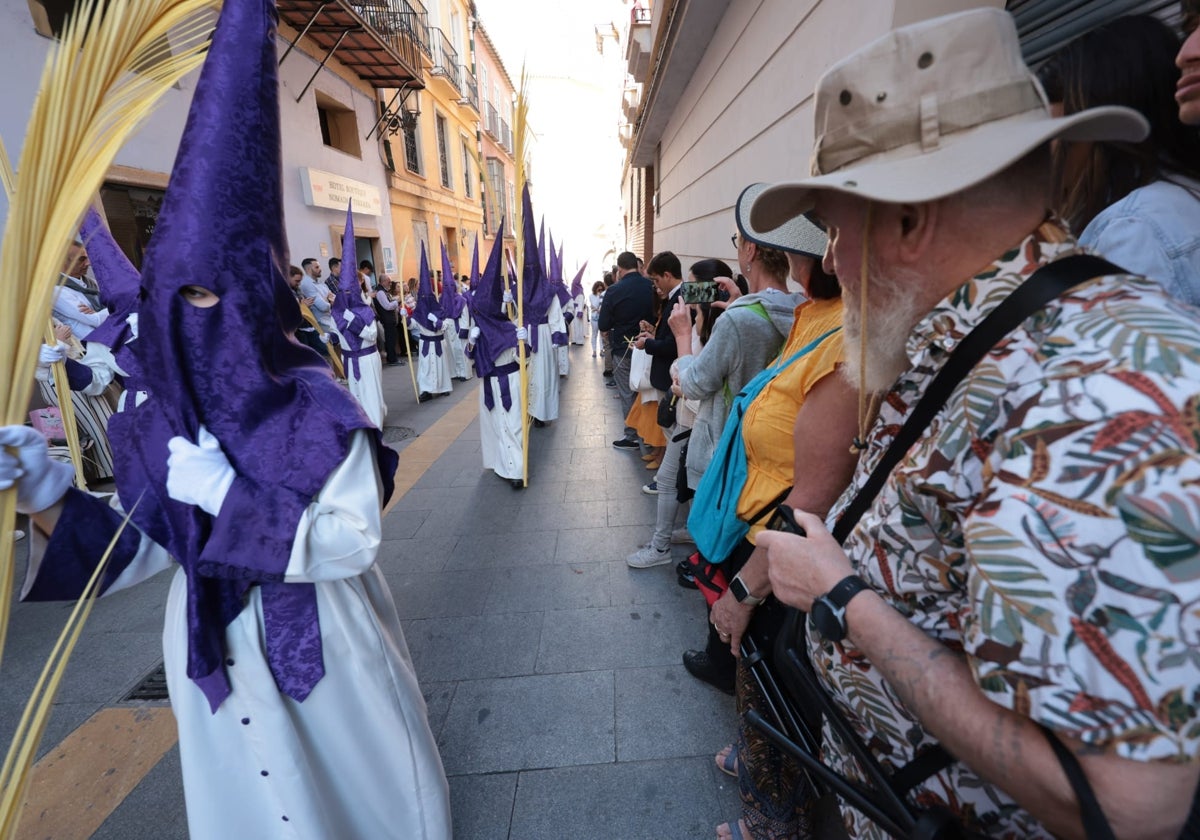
[382,425,417,444]
[122,662,169,702]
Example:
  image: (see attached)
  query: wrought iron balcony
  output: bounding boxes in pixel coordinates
[429,27,461,93]
[459,64,479,112]
[485,102,500,139]
[277,0,428,93]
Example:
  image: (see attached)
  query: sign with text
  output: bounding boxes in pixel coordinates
[299,167,383,216]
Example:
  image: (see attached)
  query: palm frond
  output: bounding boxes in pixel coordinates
[513,65,530,487]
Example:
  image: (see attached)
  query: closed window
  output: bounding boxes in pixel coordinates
[436,113,452,189]
[403,113,422,175]
[461,138,474,198]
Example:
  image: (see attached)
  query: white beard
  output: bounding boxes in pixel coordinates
[840,264,926,393]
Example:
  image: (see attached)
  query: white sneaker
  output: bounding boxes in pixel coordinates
[626,544,672,569]
[670,528,694,545]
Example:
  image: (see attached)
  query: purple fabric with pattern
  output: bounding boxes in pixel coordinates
[97,0,396,712]
[78,209,140,374]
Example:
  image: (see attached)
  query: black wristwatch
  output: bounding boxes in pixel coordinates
[729,574,764,606]
[811,575,870,642]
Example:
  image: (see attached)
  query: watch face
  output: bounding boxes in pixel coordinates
[811,598,845,642]
[730,577,749,602]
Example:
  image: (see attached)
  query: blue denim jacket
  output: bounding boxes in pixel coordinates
[1080,177,1200,306]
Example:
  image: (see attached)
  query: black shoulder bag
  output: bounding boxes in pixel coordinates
[742,255,1128,839]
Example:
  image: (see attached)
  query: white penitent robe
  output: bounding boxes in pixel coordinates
[527,296,565,422]
[570,295,587,344]
[415,322,453,395]
[479,345,524,480]
[340,321,387,428]
[444,316,470,381]
[24,432,451,840]
[452,308,474,380]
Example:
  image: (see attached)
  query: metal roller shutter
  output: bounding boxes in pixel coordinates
[1007,0,1184,65]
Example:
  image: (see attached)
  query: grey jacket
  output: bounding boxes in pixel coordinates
[676,291,799,489]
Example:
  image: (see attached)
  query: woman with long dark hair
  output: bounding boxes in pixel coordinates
[1040,14,1200,304]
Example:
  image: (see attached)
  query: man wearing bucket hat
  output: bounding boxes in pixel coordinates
[753,8,1200,839]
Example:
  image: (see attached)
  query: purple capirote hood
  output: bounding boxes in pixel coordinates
[106,0,396,714]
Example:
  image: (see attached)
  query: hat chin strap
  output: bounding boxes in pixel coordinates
[852,201,882,453]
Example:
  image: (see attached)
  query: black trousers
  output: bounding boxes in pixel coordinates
[377,309,399,363]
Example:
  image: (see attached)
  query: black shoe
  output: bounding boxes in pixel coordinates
[612,439,639,450]
[532,418,546,428]
[510,479,524,490]
[605,380,617,387]
[602,371,613,378]
[682,650,735,695]
[418,392,433,403]
[675,559,697,590]
[435,391,450,398]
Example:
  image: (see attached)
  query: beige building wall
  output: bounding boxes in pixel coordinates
[634,0,1000,270]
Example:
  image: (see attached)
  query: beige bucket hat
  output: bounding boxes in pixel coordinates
[750,7,1149,232]
[735,183,827,258]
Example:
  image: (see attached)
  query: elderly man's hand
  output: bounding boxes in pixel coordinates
[760,509,854,612]
[710,589,755,657]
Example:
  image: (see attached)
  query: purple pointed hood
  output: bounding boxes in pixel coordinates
[469,235,481,290]
[106,0,395,713]
[520,185,555,329]
[570,262,586,298]
[331,200,376,352]
[468,223,518,377]
[412,243,445,327]
[440,241,465,319]
[78,209,141,355]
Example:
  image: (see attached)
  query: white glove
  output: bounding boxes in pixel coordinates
[516,326,529,341]
[502,289,514,304]
[166,426,236,517]
[319,332,330,344]
[468,326,481,342]
[427,312,440,327]
[35,342,68,381]
[0,425,75,514]
[342,308,355,324]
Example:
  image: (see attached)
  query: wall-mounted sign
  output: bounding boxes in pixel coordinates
[299,167,383,216]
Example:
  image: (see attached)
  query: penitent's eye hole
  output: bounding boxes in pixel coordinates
[179,285,220,308]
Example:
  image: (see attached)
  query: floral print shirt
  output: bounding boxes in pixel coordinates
[810,222,1200,838]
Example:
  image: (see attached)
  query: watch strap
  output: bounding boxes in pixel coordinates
[731,574,765,606]
[826,574,870,609]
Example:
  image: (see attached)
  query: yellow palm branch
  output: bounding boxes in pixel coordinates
[513,65,531,487]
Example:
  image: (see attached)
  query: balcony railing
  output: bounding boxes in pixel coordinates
[485,102,500,138]
[459,64,479,111]
[631,5,651,24]
[499,117,512,153]
[429,27,461,92]
[348,0,428,70]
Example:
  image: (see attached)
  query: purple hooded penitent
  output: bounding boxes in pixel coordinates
[440,241,465,320]
[467,222,517,379]
[412,243,447,359]
[519,186,555,350]
[469,235,481,290]
[569,262,586,300]
[99,0,396,713]
[331,201,377,379]
[78,208,141,360]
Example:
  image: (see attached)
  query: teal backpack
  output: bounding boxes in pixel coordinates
[687,326,840,563]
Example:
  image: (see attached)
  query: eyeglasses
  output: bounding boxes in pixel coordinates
[730,234,739,249]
